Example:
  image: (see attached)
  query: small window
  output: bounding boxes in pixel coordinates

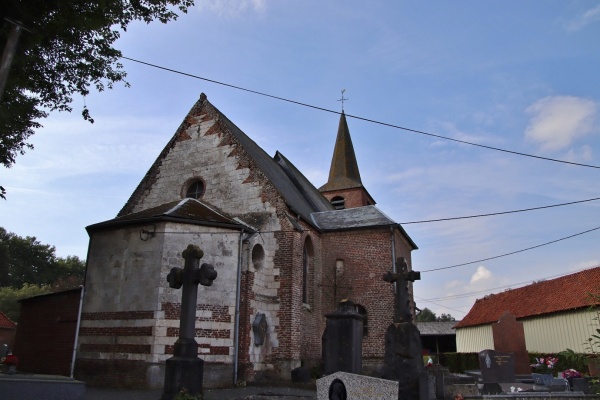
[251,244,265,271]
[185,180,205,199]
[331,196,345,210]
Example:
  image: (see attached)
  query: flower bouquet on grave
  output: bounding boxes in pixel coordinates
[562,369,583,391]
[530,355,559,373]
[1,353,18,374]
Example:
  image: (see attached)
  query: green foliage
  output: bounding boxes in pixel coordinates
[558,349,589,372]
[0,227,85,289]
[0,0,193,191]
[0,283,52,322]
[416,307,455,322]
[174,388,203,400]
[438,352,479,373]
[584,287,600,356]
[416,307,437,322]
[437,313,456,322]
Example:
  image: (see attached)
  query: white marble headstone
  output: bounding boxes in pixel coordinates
[317,371,399,400]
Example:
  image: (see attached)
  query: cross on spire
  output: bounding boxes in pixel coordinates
[337,89,349,112]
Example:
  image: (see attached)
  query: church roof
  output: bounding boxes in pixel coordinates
[310,205,417,248]
[311,205,393,230]
[454,266,600,329]
[118,94,333,227]
[217,107,335,222]
[88,198,250,233]
[319,112,364,192]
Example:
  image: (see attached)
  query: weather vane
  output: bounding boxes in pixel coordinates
[337,89,348,112]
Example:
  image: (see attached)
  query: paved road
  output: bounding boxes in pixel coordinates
[84,386,317,400]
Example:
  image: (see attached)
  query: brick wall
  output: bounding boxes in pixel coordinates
[321,227,414,367]
[321,187,373,209]
[13,288,82,376]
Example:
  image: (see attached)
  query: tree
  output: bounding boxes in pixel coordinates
[437,313,456,322]
[416,307,437,322]
[0,227,85,288]
[0,283,52,322]
[416,307,456,322]
[0,0,193,197]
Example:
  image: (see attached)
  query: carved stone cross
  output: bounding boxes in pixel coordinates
[383,257,420,323]
[167,244,217,357]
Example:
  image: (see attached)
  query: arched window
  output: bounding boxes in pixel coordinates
[356,304,368,337]
[330,196,345,210]
[251,244,265,271]
[302,236,314,304]
[185,179,205,199]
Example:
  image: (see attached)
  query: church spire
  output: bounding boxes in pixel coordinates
[319,110,375,209]
[320,112,363,191]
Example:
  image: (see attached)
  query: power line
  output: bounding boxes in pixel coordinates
[414,296,468,315]
[120,56,600,170]
[421,225,600,272]
[400,196,600,224]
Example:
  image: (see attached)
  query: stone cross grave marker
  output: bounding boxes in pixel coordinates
[383,257,421,323]
[162,244,218,400]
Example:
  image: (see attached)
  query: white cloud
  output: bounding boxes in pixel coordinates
[196,0,266,18]
[470,265,492,284]
[566,4,600,32]
[524,96,598,152]
[564,145,593,163]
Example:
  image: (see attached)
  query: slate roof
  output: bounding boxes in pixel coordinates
[310,205,417,248]
[88,198,250,233]
[454,266,600,329]
[218,107,335,224]
[416,321,458,336]
[0,312,16,329]
[320,112,363,191]
[312,205,394,230]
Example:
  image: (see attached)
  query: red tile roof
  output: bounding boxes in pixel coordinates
[0,312,16,329]
[454,266,600,329]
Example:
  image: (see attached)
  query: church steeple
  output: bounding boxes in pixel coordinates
[319,112,375,209]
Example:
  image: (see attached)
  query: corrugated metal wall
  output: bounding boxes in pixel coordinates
[456,309,600,353]
[523,309,599,353]
[456,324,494,352]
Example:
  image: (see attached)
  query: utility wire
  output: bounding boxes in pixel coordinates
[400,196,600,224]
[421,225,600,272]
[414,296,467,315]
[121,56,600,170]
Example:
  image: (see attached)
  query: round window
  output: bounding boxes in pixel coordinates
[185,180,205,199]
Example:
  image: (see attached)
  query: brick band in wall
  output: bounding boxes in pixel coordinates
[79,344,151,354]
[79,326,153,336]
[164,344,229,355]
[166,327,230,339]
[162,302,231,322]
[82,311,154,320]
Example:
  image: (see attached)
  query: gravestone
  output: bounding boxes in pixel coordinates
[322,299,364,375]
[316,371,399,400]
[492,311,530,375]
[380,257,428,400]
[478,349,515,394]
[162,245,218,400]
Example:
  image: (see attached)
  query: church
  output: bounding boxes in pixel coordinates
[76,93,417,388]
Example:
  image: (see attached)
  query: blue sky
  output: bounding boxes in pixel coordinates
[1,0,600,319]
